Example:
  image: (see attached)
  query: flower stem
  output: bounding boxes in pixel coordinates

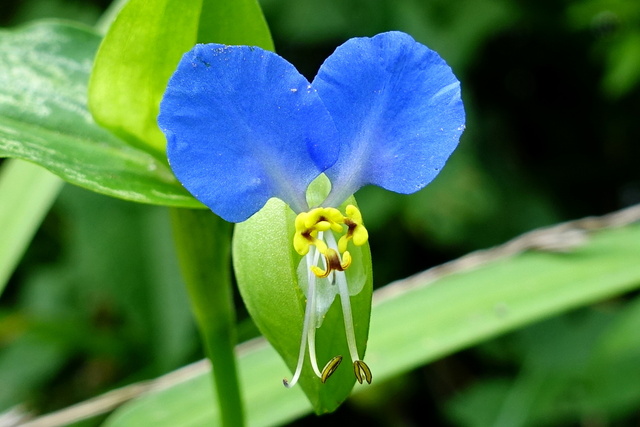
[169,208,244,427]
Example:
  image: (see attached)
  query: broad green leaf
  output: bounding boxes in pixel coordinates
[0,21,200,207]
[104,342,310,427]
[0,159,63,297]
[198,0,274,50]
[232,190,373,414]
[88,0,201,155]
[89,0,274,157]
[106,222,640,426]
[95,0,130,35]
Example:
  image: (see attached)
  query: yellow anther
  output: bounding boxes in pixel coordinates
[311,265,330,278]
[294,205,365,277]
[294,207,344,255]
[341,251,352,270]
[293,212,312,255]
[303,207,344,231]
[345,204,361,220]
[338,205,369,253]
[293,231,327,255]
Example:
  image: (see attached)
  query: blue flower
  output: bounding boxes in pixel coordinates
[158,31,465,387]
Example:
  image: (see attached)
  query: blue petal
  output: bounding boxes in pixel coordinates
[313,32,465,206]
[159,44,339,222]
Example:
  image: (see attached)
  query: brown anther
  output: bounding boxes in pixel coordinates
[344,217,357,233]
[326,249,344,271]
[311,249,350,278]
[353,360,372,384]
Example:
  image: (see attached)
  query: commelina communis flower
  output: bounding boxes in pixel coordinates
[158,31,465,388]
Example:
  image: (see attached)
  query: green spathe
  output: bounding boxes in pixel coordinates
[233,177,373,413]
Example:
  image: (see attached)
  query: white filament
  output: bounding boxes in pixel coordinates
[324,231,360,363]
[306,238,324,378]
[284,246,318,387]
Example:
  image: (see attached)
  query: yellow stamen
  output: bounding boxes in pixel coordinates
[294,205,368,256]
[338,205,369,253]
[340,251,352,270]
[310,265,330,278]
[310,248,352,278]
[293,207,345,255]
[288,205,372,388]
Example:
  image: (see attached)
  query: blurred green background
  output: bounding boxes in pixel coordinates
[1,0,640,425]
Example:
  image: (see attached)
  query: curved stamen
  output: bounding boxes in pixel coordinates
[338,205,369,253]
[310,248,351,278]
[284,245,321,387]
[324,233,359,360]
[324,232,372,384]
[288,206,371,387]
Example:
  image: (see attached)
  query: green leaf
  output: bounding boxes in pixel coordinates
[603,30,640,97]
[88,0,201,156]
[0,21,200,207]
[233,180,373,414]
[105,222,640,426]
[447,303,640,426]
[198,0,274,50]
[595,294,640,362]
[104,342,309,427]
[0,332,70,411]
[0,159,63,297]
[88,0,274,157]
